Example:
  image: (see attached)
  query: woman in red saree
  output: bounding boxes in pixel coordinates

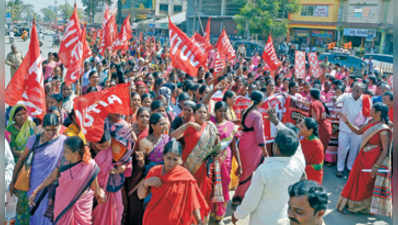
[310,88,332,150]
[171,103,220,218]
[298,117,324,184]
[138,139,209,225]
[28,136,105,225]
[337,102,392,216]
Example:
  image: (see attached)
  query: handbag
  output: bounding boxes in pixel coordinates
[14,135,40,191]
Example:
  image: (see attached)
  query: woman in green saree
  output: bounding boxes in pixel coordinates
[6,105,36,225]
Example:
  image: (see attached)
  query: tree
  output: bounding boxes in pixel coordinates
[82,0,113,24]
[233,0,299,40]
[7,0,27,21]
[20,3,35,21]
[59,3,85,21]
[41,7,57,22]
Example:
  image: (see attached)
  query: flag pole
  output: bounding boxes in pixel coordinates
[107,50,111,86]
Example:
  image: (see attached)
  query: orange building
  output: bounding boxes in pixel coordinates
[288,0,340,47]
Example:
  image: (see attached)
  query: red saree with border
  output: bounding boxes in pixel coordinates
[337,122,391,214]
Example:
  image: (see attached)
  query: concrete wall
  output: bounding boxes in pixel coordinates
[341,0,384,24]
[289,0,340,23]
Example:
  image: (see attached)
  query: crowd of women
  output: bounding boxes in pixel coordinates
[4,35,393,225]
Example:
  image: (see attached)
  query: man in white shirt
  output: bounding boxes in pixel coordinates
[278,180,328,225]
[335,82,368,177]
[232,109,306,225]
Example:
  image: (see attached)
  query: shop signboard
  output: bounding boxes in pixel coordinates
[312,31,333,38]
[343,28,376,38]
[314,6,328,17]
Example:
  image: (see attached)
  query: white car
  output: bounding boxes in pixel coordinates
[363,54,393,74]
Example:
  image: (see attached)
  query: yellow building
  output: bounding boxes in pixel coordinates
[288,0,340,47]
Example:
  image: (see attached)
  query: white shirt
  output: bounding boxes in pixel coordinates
[234,123,306,225]
[5,139,15,190]
[336,93,366,133]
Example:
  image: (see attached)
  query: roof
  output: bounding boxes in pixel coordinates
[132,12,186,29]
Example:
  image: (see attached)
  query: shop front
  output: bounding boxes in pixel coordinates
[342,28,379,52]
[290,28,336,47]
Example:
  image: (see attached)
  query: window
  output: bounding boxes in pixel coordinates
[174,5,182,12]
[301,5,314,16]
[160,4,168,12]
[300,5,328,17]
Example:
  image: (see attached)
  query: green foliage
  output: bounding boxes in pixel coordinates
[6,0,30,21]
[58,3,85,21]
[233,0,299,39]
[82,0,113,23]
[40,7,57,22]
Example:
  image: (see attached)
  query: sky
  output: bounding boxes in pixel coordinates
[24,0,117,13]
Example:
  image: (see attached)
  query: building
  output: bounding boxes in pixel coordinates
[288,0,340,47]
[186,0,242,41]
[155,0,187,17]
[338,0,393,54]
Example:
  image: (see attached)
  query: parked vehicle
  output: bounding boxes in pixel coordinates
[318,52,368,74]
[363,54,393,74]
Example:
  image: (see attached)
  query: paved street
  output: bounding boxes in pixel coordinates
[4,33,392,225]
[218,165,392,225]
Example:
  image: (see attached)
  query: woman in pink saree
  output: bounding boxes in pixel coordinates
[93,115,134,225]
[210,101,241,223]
[28,136,105,225]
[232,91,268,207]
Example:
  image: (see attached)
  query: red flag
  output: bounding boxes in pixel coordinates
[214,49,226,74]
[6,20,46,119]
[169,18,207,76]
[74,83,131,142]
[191,33,212,54]
[294,50,306,79]
[215,30,236,63]
[58,5,82,68]
[99,9,116,55]
[307,52,321,78]
[82,25,92,60]
[204,17,211,42]
[64,25,92,85]
[262,35,281,71]
[113,15,133,51]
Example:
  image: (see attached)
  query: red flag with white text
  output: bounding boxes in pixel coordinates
[191,32,212,62]
[113,15,133,51]
[64,25,92,85]
[214,49,226,74]
[262,35,281,71]
[168,18,207,76]
[6,20,46,119]
[215,30,236,63]
[58,5,82,68]
[74,83,131,142]
[294,50,306,79]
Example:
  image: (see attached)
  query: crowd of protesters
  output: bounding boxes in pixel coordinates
[4,26,393,225]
